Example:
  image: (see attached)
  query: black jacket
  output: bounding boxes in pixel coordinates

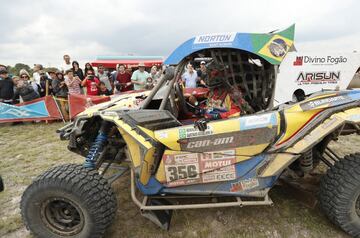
[52,79,68,97]
[13,84,40,102]
[73,68,84,80]
[0,77,14,100]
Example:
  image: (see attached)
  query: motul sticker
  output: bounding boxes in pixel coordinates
[230,178,259,192]
[164,150,236,187]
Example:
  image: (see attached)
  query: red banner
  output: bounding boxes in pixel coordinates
[68,94,111,119]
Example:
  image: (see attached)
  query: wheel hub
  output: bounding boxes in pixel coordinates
[40,197,85,236]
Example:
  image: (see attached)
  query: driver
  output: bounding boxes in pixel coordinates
[190,65,250,120]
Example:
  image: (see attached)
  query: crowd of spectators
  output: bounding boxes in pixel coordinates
[0,54,163,105]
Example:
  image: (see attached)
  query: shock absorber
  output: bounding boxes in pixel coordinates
[299,150,313,173]
[83,121,112,169]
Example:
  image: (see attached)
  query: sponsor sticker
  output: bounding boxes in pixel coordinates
[230,178,259,192]
[179,126,213,139]
[240,113,276,130]
[296,71,340,85]
[300,95,349,110]
[194,32,236,44]
[157,131,168,139]
[164,150,236,187]
[293,55,348,66]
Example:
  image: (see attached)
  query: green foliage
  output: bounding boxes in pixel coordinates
[7,63,33,76]
[6,64,59,77]
[44,67,59,73]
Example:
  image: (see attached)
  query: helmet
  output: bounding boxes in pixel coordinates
[206,62,228,88]
[207,74,224,88]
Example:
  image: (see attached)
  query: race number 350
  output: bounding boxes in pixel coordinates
[165,164,199,181]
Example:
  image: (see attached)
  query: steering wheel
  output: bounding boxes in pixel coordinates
[186,99,208,117]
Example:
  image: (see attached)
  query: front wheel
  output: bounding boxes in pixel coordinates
[21,164,117,238]
[319,153,360,237]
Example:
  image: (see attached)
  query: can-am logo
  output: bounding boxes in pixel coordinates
[296,71,340,85]
[293,56,347,66]
[194,33,236,44]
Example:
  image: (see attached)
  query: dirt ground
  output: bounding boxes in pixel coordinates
[0,122,357,238]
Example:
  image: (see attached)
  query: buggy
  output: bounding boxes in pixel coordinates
[21,25,360,237]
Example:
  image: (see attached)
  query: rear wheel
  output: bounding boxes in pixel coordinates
[21,164,117,238]
[319,153,360,237]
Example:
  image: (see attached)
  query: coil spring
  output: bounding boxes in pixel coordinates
[83,132,108,169]
[300,150,313,173]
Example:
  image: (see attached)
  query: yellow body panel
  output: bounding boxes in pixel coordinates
[119,128,142,168]
[278,104,322,144]
[113,118,155,184]
[261,106,360,177]
[139,147,156,184]
[77,91,150,117]
[260,153,295,177]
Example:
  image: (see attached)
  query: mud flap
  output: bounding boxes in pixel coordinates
[141,199,173,230]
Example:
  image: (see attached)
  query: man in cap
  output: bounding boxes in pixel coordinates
[196,61,208,86]
[131,62,150,90]
[0,68,14,104]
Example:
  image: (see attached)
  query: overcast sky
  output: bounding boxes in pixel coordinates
[0,0,359,68]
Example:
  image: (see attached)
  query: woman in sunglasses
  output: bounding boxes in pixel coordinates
[13,71,40,103]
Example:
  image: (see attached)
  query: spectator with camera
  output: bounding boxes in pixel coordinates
[65,70,82,95]
[38,70,53,97]
[52,71,68,98]
[19,69,40,96]
[82,69,100,95]
[72,61,84,80]
[13,75,39,103]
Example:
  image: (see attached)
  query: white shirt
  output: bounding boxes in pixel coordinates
[182,71,198,88]
[33,72,41,84]
[32,72,50,85]
[61,62,72,73]
[98,72,112,91]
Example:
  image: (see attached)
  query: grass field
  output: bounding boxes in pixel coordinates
[0,122,357,238]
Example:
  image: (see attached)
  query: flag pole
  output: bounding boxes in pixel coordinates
[53,96,66,123]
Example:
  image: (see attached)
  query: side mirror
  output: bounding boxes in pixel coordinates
[194,118,208,132]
